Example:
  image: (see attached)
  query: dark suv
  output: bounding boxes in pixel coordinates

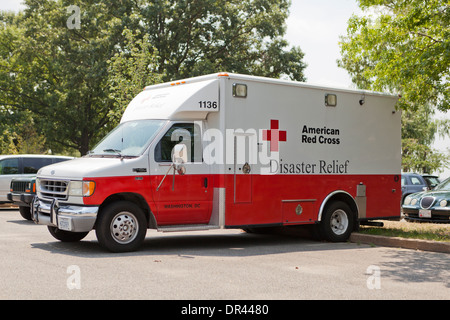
[401,173,440,202]
[5,155,73,220]
[8,177,37,220]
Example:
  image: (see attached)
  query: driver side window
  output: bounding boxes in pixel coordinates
[154,123,202,163]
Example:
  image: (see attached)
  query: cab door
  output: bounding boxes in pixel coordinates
[150,122,213,225]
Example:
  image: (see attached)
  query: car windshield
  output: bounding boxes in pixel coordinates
[434,177,450,191]
[89,120,165,157]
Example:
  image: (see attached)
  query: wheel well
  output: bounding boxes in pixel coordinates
[318,191,358,224]
[98,193,157,229]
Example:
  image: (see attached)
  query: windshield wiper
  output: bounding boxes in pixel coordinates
[88,149,137,159]
[103,149,123,157]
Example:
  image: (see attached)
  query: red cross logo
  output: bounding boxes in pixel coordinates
[262,119,287,152]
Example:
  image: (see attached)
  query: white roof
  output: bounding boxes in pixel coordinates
[121,78,219,122]
[120,72,398,123]
[144,72,398,97]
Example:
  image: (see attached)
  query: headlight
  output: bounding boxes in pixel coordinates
[411,198,418,206]
[404,196,412,205]
[440,199,448,207]
[69,181,95,197]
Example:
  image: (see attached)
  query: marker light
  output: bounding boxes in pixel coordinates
[325,94,337,107]
[233,83,247,98]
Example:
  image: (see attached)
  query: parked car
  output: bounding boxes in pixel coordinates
[422,174,441,190]
[7,177,37,220]
[0,154,73,204]
[402,177,450,223]
[401,173,429,202]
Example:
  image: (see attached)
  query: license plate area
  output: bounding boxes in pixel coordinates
[419,209,431,218]
[58,216,72,231]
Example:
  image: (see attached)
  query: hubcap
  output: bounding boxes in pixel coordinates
[330,209,349,235]
[110,212,139,244]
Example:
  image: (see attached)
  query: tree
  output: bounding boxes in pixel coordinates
[338,0,449,173]
[401,104,448,173]
[338,0,449,111]
[137,0,306,82]
[0,0,306,155]
[107,30,163,124]
[0,0,141,155]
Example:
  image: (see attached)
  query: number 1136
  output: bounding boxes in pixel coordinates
[199,101,218,109]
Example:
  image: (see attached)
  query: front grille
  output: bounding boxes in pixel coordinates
[420,196,435,209]
[11,180,28,192]
[39,179,69,200]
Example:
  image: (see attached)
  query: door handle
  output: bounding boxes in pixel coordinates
[204,177,208,188]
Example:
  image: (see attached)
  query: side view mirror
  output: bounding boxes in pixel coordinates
[172,144,187,164]
[156,144,188,192]
[172,144,187,175]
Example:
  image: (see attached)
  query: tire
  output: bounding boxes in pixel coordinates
[95,201,147,253]
[319,201,355,242]
[19,206,32,220]
[47,226,89,242]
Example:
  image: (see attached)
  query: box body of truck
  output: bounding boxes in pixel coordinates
[31,73,401,252]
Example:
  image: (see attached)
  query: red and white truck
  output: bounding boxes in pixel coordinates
[31,73,402,252]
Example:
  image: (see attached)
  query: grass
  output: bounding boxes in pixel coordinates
[358,219,450,242]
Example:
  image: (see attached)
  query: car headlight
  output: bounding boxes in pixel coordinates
[404,196,412,205]
[68,181,95,197]
[439,199,448,207]
[411,198,418,206]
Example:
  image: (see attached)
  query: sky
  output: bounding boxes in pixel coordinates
[286,0,361,87]
[1,0,449,178]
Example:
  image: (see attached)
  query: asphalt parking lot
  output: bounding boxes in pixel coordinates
[1,208,449,301]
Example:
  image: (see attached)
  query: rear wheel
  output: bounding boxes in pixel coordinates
[95,201,147,253]
[319,201,355,242]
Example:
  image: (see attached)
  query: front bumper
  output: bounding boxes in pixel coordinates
[402,206,450,223]
[31,198,98,232]
[7,192,35,207]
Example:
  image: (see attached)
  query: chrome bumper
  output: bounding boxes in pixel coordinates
[31,198,98,233]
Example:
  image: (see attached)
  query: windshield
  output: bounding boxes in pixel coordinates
[435,177,450,191]
[90,120,165,157]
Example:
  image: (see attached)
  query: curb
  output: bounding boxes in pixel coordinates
[350,233,450,254]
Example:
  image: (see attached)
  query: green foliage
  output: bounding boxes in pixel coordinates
[0,104,47,154]
[338,0,449,173]
[0,0,138,155]
[0,0,306,155]
[136,0,306,81]
[107,30,163,124]
[338,0,449,111]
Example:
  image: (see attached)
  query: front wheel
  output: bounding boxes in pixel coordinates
[19,206,32,220]
[95,201,147,253]
[48,226,89,242]
[319,201,355,242]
